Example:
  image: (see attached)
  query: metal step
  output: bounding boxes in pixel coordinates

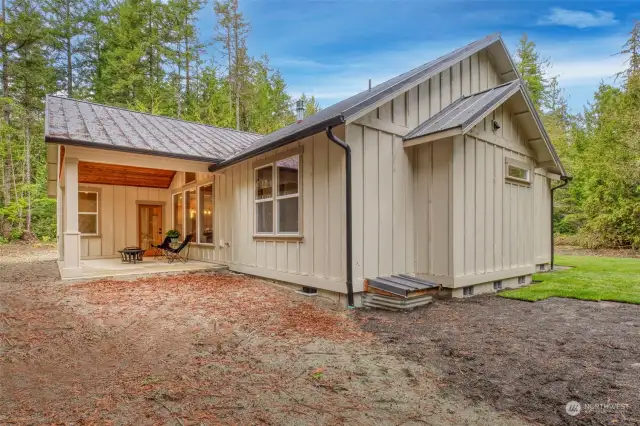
[362,293,433,311]
[367,274,439,297]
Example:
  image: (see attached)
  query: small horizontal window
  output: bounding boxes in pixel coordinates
[505,158,531,184]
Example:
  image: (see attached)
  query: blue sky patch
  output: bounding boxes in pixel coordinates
[197,0,636,113]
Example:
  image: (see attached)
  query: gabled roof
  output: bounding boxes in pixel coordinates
[403,78,565,175]
[210,33,517,170]
[45,96,261,163]
[404,80,521,141]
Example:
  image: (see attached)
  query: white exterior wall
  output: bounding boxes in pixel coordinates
[534,173,552,265]
[180,127,349,294]
[61,184,171,259]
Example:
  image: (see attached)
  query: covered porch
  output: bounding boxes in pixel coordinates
[49,143,221,279]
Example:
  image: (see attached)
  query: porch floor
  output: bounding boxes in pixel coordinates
[64,256,227,280]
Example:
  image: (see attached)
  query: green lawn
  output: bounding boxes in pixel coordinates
[499,255,640,304]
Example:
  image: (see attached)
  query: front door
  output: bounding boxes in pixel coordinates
[139,205,163,255]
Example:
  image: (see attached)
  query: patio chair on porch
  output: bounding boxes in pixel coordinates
[164,234,192,264]
[151,236,172,259]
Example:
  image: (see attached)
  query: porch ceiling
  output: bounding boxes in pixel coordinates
[78,161,176,188]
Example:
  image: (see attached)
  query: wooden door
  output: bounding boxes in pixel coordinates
[139,205,163,255]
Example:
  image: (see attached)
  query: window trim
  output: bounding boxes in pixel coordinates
[172,192,185,238]
[184,188,197,239]
[197,182,214,245]
[253,153,302,237]
[505,157,531,184]
[78,190,99,236]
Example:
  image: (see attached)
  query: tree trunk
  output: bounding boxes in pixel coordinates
[233,0,239,130]
[66,0,72,97]
[1,0,11,204]
[185,16,190,100]
[25,117,31,232]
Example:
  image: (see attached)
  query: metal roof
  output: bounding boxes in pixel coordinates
[404,80,521,141]
[210,33,506,171]
[45,96,261,163]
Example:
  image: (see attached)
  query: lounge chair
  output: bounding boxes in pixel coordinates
[164,234,192,263]
[151,236,172,259]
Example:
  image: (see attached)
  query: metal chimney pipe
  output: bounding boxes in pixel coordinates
[296,99,305,122]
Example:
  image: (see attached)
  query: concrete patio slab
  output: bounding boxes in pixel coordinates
[59,256,227,280]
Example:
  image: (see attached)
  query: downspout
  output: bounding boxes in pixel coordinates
[326,126,355,308]
[550,176,571,270]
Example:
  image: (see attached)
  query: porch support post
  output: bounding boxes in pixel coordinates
[57,145,64,261]
[62,157,82,277]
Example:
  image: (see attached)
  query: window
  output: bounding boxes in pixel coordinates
[276,156,299,233]
[173,193,183,235]
[185,189,196,238]
[518,276,526,285]
[254,155,300,235]
[185,172,196,184]
[493,280,502,290]
[463,286,474,297]
[79,191,98,235]
[505,158,531,184]
[199,184,213,244]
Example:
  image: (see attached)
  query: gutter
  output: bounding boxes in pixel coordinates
[45,136,224,164]
[326,126,355,308]
[209,116,344,172]
[550,176,571,270]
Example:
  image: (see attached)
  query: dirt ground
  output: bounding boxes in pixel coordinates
[357,296,640,425]
[2,244,638,425]
[0,244,524,425]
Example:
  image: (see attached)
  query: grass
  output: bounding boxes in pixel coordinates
[499,255,640,304]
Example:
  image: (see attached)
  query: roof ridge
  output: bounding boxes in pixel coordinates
[46,95,263,138]
[340,33,503,117]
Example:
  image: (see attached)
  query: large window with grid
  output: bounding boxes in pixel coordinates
[254,155,300,235]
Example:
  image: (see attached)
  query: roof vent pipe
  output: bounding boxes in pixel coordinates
[296,99,305,122]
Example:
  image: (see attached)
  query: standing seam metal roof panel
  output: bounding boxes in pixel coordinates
[404,80,521,140]
[45,96,262,162]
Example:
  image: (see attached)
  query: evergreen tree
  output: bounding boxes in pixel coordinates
[515,33,548,111]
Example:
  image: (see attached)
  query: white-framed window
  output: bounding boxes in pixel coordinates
[172,181,215,244]
[173,192,183,236]
[185,188,197,239]
[198,183,213,244]
[505,158,531,184]
[254,155,300,235]
[79,191,98,235]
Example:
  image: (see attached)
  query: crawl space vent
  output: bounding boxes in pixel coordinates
[463,286,474,297]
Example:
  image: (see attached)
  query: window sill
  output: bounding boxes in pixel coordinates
[253,234,304,242]
[80,234,102,239]
[506,177,531,186]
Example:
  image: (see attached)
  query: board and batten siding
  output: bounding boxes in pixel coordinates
[533,172,552,264]
[68,184,171,259]
[450,134,536,278]
[203,127,348,294]
[346,123,416,289]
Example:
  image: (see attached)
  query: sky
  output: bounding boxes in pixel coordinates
[197,0,638,113]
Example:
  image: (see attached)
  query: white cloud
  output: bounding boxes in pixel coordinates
[539,8,618,29]
[551,56,626,86]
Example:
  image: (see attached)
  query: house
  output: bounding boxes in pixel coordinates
[45,33,566,306]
